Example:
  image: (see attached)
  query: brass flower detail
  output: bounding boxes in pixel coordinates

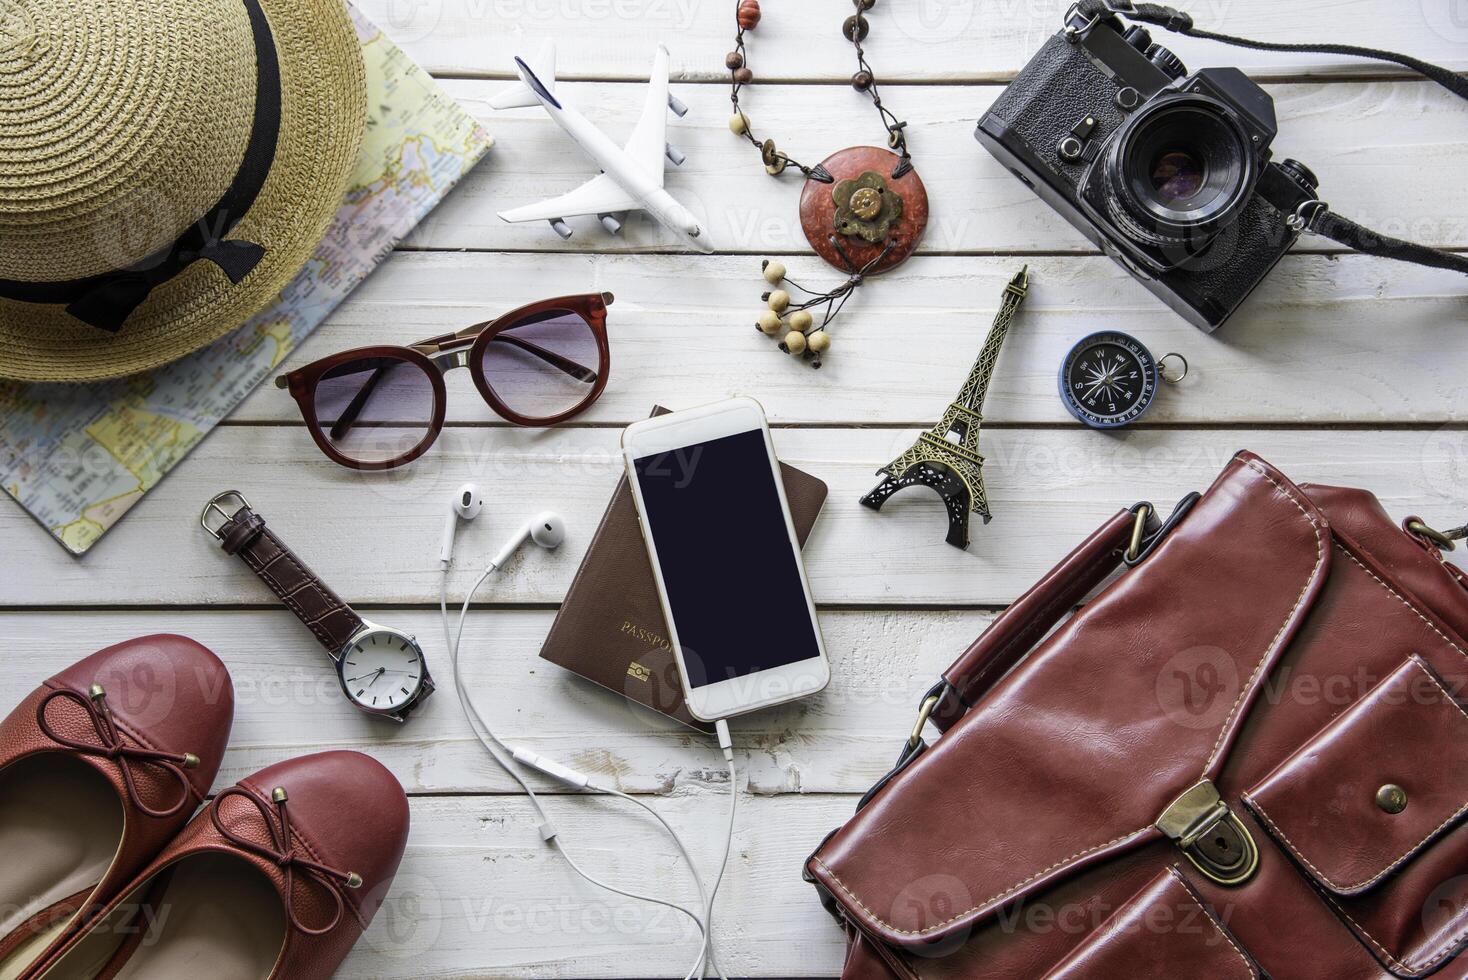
[832,170,903,244]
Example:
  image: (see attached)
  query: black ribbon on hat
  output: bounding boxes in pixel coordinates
[0,0,281,333]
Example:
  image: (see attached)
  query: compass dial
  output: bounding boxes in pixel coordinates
[1059,332,1159,429]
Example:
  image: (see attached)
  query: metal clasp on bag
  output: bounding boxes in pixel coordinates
[908,690,943,754]
[1156,780,1259,886]
[1408,519,1467,552]
[200,490,250,540]
[1124,492,1201,567]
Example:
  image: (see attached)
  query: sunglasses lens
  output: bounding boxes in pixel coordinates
[311,355,437,465]
[479,309,602,422]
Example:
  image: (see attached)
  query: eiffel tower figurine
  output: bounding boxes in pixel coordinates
[860,267,1030,549]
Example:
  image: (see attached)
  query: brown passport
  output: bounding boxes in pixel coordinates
[539,407,829,732]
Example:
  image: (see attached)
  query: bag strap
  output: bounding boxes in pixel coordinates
[1072,0,1468,276]
[931,508,1139,732]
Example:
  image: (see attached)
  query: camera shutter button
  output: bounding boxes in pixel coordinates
[1278,159,1321,194]
[1145,43,1187,80]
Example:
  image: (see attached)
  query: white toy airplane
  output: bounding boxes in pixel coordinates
[489,41,711,252]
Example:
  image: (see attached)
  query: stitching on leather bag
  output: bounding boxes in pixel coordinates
[809,828,1151,938]
[1202,461,1326,776]
[1169,869,1257,978]
[1252,548,1468,975]
[1245,658,1468,894]
[1334,545,1468,662]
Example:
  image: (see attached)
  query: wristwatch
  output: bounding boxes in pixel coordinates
[201,491,434,723]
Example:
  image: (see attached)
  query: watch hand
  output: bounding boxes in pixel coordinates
[346,670,384,684]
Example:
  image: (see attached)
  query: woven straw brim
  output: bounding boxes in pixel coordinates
[0,0,366,383]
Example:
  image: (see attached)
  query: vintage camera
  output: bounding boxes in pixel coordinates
[976,4,1323,331]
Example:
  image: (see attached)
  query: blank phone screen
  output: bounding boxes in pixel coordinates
[632,428,821,689]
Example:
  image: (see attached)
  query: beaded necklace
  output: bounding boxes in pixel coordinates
[726,0,929,368]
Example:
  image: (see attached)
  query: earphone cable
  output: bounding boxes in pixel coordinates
[441,564,726,980]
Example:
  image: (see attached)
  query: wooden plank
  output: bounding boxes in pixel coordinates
[351,0,1468,82]
[414,79,1468,253]
[0,608,992,795]
[231,252,1468,427]
[3,428,1463,606]
[344,795,852,977]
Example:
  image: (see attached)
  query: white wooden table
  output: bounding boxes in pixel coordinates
[3,1,1466,976]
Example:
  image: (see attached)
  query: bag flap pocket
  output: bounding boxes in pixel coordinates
[1041,867,1259,980]
[1244,655,1468,896]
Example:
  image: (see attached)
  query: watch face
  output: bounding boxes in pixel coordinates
[339,628,425,714]
[1059,332,1159,429]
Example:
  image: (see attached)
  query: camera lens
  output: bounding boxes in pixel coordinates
[1149,149,1206,205]
[1101,95,1256,247]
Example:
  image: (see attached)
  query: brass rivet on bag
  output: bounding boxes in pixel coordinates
[1376,784,1408,814]
[272,787,290,804]
[182,753,200,770]
[346,872,364,889]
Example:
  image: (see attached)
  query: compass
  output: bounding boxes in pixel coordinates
[1059,332,1187,429]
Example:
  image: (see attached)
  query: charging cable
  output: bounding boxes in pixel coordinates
[440,559,736,979]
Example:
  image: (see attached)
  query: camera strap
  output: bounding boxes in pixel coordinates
[1074,0,1468,275]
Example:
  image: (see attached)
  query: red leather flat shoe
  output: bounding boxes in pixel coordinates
[0,635,234,980]
[26,751,410,980]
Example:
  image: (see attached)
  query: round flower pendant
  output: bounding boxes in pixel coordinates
[799,146,927,275]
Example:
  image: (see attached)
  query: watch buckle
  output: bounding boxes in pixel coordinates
[201,490,251,540]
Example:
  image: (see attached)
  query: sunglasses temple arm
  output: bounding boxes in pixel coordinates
[328,366,388,440]
[490,334,598,382]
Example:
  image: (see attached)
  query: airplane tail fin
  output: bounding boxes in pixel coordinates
[488,39,557,110]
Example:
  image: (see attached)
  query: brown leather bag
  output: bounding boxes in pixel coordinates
[806,452,1468,979]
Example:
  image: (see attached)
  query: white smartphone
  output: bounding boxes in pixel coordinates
[622,397,830,722]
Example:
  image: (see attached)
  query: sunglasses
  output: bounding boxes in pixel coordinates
[277,292,612,470]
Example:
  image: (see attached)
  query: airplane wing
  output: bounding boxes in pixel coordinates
[497,173,643,223]
[490,39,556,110]
[621,44,670,185]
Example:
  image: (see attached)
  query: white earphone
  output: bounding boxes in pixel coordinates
[487,511,566,570]
[439,483,485,565]
[435,485,734,980]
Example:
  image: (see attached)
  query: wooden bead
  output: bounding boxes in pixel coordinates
[762,260,786,284]
[728,113,748,135]
[725,51,744,70]
[843,14,869,41]
[767,289,790,313]
[757,310,783,334]
[737,0,761,30]
[853,0,875,9]
[852,70,873,91]
[807,331,831,353]
[789,309,813,332]
[783,330,807,354]
[733,67,753,85]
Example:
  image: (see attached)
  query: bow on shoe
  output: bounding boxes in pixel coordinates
[36,684,200,820]
[210,785,363,936]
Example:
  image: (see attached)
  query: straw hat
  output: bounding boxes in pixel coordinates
[0,0,366,382]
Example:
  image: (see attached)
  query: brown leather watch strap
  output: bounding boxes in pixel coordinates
[208,498,363,654]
